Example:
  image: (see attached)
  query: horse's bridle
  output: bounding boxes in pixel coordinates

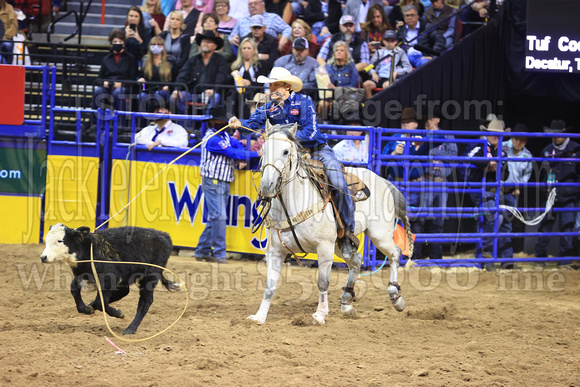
[259,137,297,199]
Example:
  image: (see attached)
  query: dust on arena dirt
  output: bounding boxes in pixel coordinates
[1,243,578,386]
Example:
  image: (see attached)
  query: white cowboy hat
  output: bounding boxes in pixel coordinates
[481,119,510,132]
[257,67,303,92]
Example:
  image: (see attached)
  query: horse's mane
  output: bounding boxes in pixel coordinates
[268,123,305,150]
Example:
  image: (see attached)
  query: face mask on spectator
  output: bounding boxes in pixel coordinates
[150,45,164,55]
[112,43,124,53]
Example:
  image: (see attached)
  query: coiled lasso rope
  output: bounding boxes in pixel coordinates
[499,187,556,226]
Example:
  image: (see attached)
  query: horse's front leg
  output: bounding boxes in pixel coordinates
[248,250,285,324]
[312,243,334,325]
[340,251,363,316]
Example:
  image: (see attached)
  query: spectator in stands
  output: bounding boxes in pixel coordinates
[245,92,266,114]
[137,36,175,114]
[344,0,383,33]
[124,6,152,61]
[459,0,489,36]
[196,106,262,264]
[158,10,192,77]
[229,0,292,52]
[9,0,33,33]
[135,98,189,149]
[213,0,237,36]
[360,4,395,55]
[381,107,444,260]
[424,0,455,48]
[317,15,370,73]
[304,0,342,43]
[422,106,457,260]
[141,0,166,36]
[280,19,320,57]
[189,12,235,63]
[397,5,445,68]
[229,0,250,21]
[243,14,279,74]
[0,0,17,65]
[333,120,369,163]
[503,124,532,199]
[265,0,292,24]
[363,30,412,99]
[229,67,360,258]
[231,37,268,117]
[389,0,424,28]
[466,119,512,260]
[94,29,139,115]
[171,30,229,113]
[163,0,201,37]
[318,40,361,119]
[273,37,318,90]
[535,120,580,258]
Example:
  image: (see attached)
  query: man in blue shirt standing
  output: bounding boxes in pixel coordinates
[229,67,359,257]
[196,106,262,264]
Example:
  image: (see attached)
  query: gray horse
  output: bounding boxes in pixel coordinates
[252,122,413,324]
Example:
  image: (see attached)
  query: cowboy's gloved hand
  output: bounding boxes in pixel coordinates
[229,117,241,129]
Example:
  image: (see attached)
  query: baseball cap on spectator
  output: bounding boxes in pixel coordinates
[292,37,309,50]
[384,30,398,40]
[339,15,355,25]
[250,14,265,28]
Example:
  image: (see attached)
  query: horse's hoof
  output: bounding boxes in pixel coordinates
[122,328,136,335]
[85,305,95,315]
[312,313,326,325]
[392,296,406,312]
[341,304,356,317]
[115,310,124,319]
[247,315,266,324]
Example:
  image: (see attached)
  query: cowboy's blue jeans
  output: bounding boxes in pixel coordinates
[196,177,229,259]
[312,145,355,232]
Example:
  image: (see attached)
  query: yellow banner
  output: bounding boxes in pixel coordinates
[0,196,41,243]
[43,155,100,233]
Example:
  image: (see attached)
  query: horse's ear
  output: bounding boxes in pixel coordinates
[265,120,273,136]
[289,122,298,137]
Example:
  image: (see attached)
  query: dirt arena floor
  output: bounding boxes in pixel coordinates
[1,243,579,386]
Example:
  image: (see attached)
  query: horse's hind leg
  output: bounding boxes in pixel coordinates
[248,250,285,324]
[340,251,363,317]
[312,245,334,325]
[372,236,406,312]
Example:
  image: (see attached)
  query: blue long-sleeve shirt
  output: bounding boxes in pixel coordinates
[200,128,259,182]
[241,91,327,149]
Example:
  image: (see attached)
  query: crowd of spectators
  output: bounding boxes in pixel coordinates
[79,0,492,123]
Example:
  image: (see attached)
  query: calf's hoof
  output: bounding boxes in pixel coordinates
[112,309,124,319]
[83,305,95,315]
[122,328,137,335]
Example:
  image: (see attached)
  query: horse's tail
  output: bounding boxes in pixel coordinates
[384,179,414,262]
